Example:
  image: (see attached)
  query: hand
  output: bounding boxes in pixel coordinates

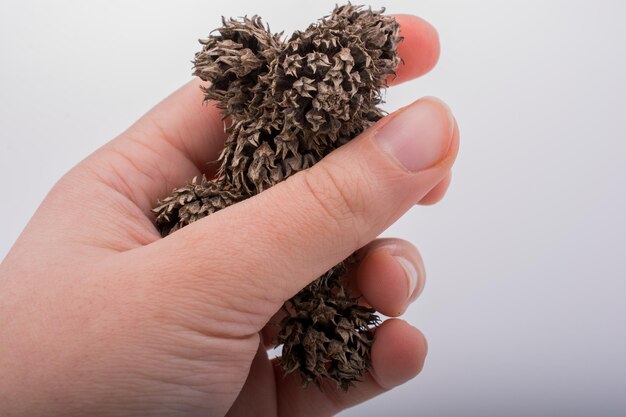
[0,14,458,417]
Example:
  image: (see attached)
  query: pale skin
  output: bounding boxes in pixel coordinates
[0,14,459,417]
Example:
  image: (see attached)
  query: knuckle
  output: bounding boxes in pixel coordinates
[299,161,370,247]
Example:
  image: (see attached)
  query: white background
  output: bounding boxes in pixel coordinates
[1,1,625,416]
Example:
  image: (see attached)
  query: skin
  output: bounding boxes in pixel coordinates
[0,14,459,417]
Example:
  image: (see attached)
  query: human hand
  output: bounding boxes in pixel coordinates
[0,14,458,417]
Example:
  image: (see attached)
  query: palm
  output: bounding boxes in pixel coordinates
[69,170,283,415]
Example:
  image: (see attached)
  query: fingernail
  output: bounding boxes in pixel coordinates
[394,256,419,299]
[374,98,453,171]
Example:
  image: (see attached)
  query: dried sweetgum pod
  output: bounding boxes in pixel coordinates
[278,259,382,390]
[153,3,401,390]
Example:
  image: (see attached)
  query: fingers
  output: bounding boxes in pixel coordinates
[261,237,424,348]
[274,319,427,417]
[391,15,440,85]
[81,78,227,213]
[79,14,440,214]
[145,97,458,319]
[355,238,425,317]
[370,319,427,389]
[124,78,227,173]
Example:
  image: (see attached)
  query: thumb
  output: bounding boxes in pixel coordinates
[144,97,459,317]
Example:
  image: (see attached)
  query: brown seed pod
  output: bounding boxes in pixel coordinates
[153,3,402,390]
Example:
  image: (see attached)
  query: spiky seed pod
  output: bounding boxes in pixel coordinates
[152,3,402,389]
[278,259,381,390]
[153,176,245,235]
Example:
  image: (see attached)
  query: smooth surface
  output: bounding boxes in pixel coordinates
[1,1,625,416]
